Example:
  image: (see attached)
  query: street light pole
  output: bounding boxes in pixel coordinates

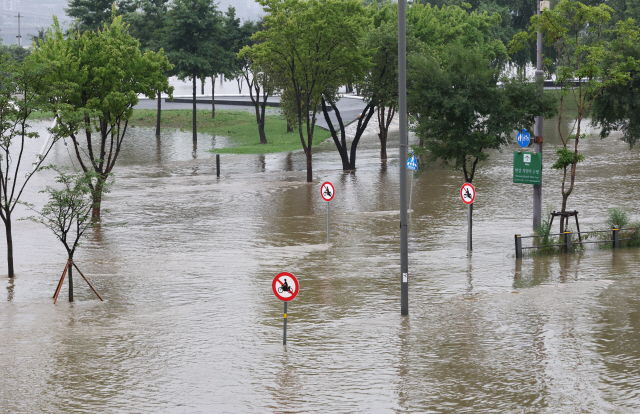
[533,0,544,230]
[399,0,409,316]
[15,12,22,47]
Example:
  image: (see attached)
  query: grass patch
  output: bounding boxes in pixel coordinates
[28,111,55,120]
[128,109,332,154]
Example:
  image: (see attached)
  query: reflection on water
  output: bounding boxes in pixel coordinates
[0,117,639,412]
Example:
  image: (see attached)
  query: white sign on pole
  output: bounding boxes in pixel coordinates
[321,182,335,202]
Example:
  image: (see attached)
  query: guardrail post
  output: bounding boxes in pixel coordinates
[564,231,572,253]
[613,228,619,249]
[515,234,522,259]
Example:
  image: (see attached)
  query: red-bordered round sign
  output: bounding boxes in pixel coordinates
[272,272,299,301]
[461,183,475,205]
[320,182,335,202]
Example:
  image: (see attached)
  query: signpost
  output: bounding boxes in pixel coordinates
[407,155,418,212]
[517,128,531,148]
[272,272,299,346]
[461,183,475,251]
[321,182,335,245]
[513,151,542,185]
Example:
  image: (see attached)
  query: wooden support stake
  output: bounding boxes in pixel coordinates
[72,262,104,301]
[53,260,71,304]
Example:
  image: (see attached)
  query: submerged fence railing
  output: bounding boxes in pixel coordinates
[515,228,639,258]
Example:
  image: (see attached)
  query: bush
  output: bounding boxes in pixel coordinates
[605,207,630,229]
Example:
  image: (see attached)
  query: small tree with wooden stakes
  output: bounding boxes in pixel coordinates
[24,167,106,303]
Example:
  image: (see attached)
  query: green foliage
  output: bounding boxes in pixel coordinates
[162,0,227,82]
[551,146,585,170]
[408,44,556,183]
[66,0,136,33]
[0,44,31,62]
[510,0,639,209]
[32,15,173,218]
[23,167,109,258]
[407,3,507,63]
[605,207,630,229]
[249,0,372,181]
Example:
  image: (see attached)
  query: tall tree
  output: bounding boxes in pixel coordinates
[124,0,173,137]
[0,55,57,278]
[33,15,172,220]
[510,0,639,229]
[250,0,371,180]
[163,0,225,141]
[361,18,423,161]
[408,44,556,184]
[66,0,136,33]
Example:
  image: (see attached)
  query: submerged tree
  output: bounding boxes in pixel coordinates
[163,0,225,138]
[249,0,371,180]
[0,55,57,279]
[510,0,639,229]
[408,44,556,184]
[24,167,106,303]
[33,14,172,220]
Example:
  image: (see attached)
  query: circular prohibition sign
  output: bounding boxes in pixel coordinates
[272,272,299,301]
[460,183,475,205]
[320,182,335,202]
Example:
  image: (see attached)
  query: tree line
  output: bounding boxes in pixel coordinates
[2,0,640,280]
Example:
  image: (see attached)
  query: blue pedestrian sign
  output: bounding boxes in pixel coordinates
[407,156,418,171]
[517,129,531,148]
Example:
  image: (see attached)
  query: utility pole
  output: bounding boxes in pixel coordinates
[399,0,409,316]
[533,1,546,230]
[15,12,21,47]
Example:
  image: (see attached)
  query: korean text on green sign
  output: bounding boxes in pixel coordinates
[513,151,541,185]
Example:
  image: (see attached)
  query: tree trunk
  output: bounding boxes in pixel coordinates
[211,76,216,119]
[4,213,14,278]
[155,89,161,137]
[68,262,73,302]
[91,179,104,221]
[305,149,313,183]
[287,121,293,133]
[258,102,267,144]
[379,130,388,161]
[192,74,197,144]
[201,77,205,95]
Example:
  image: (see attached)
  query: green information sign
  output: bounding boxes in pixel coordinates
[513,151,541,185]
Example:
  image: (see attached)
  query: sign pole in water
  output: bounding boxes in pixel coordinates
[398,0,409,316]
[321,182,335,245]
[407,155,418,211]
[272,272,299,346]
[460,183,475,251]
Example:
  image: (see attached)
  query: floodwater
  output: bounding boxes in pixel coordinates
[1,115,639,413]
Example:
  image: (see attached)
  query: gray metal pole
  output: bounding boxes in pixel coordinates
[283,301,287,346]
[327,201,330,245]
[467,203,473,251]
[216,153,220,177]
[533,0,543,230]
[16,13,21,47]
[399,0,409,316]
[409,171,414,212]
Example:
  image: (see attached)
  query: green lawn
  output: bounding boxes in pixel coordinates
[128,109,332,154]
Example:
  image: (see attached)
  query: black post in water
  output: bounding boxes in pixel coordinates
[613,228,619,249]
[399,0,409,316]
[68,263,73,302]
[216,154,220,177]
[564,231,572,253]
[515,234,522,259]
[283,301,287,346]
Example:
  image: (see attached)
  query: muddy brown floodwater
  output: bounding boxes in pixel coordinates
[1,117,639,413]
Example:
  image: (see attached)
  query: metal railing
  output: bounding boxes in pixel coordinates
[515,228,638,258]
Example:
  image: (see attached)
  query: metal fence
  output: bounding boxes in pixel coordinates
[515,228,638,258]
